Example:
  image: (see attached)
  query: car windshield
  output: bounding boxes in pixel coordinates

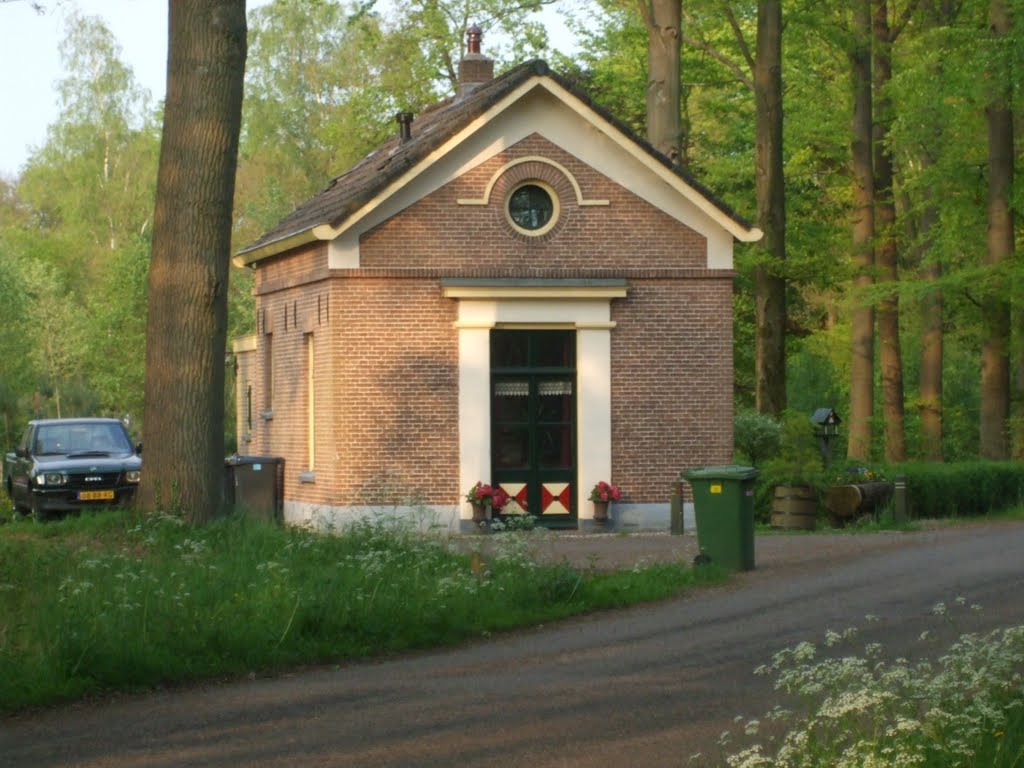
[34,423,133,455]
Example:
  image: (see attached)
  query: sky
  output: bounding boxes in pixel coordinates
[0,0,582,180]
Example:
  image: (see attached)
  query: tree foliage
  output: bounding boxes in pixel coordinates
[0,11,157,436]
[0,0,1020,499]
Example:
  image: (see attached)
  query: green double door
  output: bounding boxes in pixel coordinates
[490,330,577,528]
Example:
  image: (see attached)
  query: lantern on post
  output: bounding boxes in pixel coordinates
[810,407,841,465]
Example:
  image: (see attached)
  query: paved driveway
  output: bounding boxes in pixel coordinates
[4,521,1024,767]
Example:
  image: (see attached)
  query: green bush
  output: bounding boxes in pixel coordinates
[890,461,1024,518]
[733,409,782,467]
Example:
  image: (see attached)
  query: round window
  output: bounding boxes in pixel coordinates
[507,183,557,234]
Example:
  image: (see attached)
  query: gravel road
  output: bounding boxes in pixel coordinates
[4,521,1024,767]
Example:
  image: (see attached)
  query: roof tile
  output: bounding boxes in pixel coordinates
[239,59,751,258]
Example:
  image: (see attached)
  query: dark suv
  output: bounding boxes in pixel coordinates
[4,418,142,520]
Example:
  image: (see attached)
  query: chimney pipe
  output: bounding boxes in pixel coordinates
[457,24,493,99]
[395,111,414,143]
[467,23,482,54]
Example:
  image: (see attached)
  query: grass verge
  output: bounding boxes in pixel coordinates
[0,509,724,712]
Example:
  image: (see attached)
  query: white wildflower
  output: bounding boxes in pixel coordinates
[725,745,773,768]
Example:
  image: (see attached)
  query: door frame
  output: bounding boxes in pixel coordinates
[443,279,627,528]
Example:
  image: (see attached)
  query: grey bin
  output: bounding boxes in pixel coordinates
[224,455,284,523]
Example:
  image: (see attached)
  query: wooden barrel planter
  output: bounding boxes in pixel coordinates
[826,482,894,527]
[770,484,818,530]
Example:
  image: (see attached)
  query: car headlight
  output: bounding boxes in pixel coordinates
[35,472,67,486]
[125,470,141,484]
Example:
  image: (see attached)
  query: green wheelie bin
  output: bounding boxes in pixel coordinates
[683,465,759,571]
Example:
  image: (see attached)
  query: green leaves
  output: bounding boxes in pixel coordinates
[0,12,157,429]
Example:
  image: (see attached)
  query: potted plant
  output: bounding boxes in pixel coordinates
[759,412,826,530]
[465,482,509,523]
[588,480,622,522]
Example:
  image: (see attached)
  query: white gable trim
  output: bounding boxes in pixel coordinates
[456,155,609,207]
[312,76,760,269]
[537,77,761,243]
[314,80,538,248]
[442,283,627,300]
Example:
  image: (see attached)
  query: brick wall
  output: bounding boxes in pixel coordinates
[250,249,334,509]
[359,135,708,272]
[245,132,735,512]
[327,278,459,505]
[610,279,734,503]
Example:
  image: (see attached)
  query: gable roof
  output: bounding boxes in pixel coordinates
[235,59,760,266]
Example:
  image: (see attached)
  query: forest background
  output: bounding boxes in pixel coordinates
[0,0,1020,467]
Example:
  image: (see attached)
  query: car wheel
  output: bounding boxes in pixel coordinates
[8,485,29,516]
[30,497,50,522]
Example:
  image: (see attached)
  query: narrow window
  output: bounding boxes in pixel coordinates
[263,334,273,418]
[306,332,315,470]
[245,384,253,433]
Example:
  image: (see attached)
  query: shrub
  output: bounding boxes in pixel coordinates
[734,409,782,467]
[754,411,827,521]
[888,461,1024,518]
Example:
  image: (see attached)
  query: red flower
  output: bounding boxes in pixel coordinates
[466,481,507,508]
[589,480,622,503]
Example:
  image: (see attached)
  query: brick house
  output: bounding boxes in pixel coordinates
[232,33,761,532]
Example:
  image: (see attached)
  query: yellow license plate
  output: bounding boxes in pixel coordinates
[78,490,115,501]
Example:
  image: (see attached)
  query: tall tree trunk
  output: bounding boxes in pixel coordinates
[872,0,905,462]
[916,0,955,461]
[640,0,683,162]
[753,0,786,416]
[848,0,875,461]
[918,197,943,460]
[139,0,247,522]
[980,0,1013,459]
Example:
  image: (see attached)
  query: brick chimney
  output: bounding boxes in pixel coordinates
[457,24,493,99]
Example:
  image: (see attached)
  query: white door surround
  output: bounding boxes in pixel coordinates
[442,279,627,524]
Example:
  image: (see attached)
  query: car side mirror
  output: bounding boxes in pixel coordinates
[14,446,27,458]
[135,442,143,455]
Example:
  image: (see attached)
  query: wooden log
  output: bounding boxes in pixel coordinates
[826,482,894,519]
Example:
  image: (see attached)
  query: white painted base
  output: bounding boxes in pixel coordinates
[601,503,695,533]
[282,500,695,534]
[283,501,460,533]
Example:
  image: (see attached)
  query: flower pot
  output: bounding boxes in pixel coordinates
[592,500,610,522]
[471,503,489,523]
[770,484,817,530]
